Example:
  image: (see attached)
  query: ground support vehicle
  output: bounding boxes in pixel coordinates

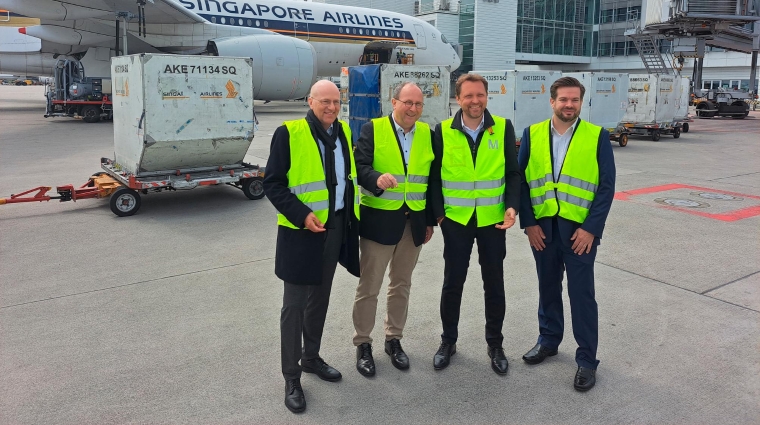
[693,88,751,119]
[44,58,113,123]
[0,159,265,217]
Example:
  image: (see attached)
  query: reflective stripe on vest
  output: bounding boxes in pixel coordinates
[360,117,433,211]
[440,115,507,227]
[525,119,601,223]
[276,119,360,229]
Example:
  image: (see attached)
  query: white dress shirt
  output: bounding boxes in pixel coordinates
[550,118,579,181]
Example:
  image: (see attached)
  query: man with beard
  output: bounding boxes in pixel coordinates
[428,73,520,375]
[518,76,615,391]
[263,80,360,413]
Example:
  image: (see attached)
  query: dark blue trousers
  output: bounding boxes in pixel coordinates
[532,220,600,369]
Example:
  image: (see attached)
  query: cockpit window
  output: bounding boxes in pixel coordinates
[441,34,449,43]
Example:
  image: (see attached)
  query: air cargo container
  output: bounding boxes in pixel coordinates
[621,73,684,141]
[344,64,450,141]
[111,53,256,175]
[564,72,629,131]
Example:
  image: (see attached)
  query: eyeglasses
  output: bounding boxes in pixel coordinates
[395,99,424,109]
[311,98,340,107]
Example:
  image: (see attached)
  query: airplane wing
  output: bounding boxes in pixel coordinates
[75,0,204,24]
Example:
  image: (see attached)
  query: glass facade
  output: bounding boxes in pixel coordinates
[516,0,595,57]
[458,0,475,71]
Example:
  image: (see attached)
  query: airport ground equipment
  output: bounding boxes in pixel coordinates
[341,64,451,142]
[44,58,113,123]
[1,54,265,216]
[692,88,752,118]
[673,76,694,133]
[620,73,686,141]
[564,72,632,147]
[0,159,265,217]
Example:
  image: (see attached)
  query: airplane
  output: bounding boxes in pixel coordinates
[0,0,461,100]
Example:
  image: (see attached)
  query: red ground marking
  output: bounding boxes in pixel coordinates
[614,184,760,222]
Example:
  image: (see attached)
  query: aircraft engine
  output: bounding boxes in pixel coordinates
[207,35,317,101]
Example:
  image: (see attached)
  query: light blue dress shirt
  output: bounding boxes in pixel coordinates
[317,125,346,211]
[461,115,485,143]
[391,115,415,166]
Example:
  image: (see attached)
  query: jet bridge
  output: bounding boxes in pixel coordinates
[627,0,760,93]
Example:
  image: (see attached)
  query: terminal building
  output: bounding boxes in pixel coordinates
[323,0,759,92]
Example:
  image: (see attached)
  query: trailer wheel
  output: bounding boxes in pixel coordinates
[673,127,681,138]
[110,187,141,217]
[81,105,101,123]
[241,177,265,200]
[682,122,689,133]
[618,134,628,147]
[651,130,661,141]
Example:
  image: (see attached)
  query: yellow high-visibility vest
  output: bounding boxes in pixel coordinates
[525,119,601,223]
[277,119,360,229]
[440,116,507,227]
[361,117,434,211]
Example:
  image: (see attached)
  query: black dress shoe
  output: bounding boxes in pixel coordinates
[385,338,410,370]
[356,343,376,377]
[522,343,558,365]
[488,346,509,375]
[301,357,342,382]
[433,341,456,370]
[284,379,305,413]
[574,366,596,391]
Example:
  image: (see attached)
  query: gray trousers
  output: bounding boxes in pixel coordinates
[281,214,345,380]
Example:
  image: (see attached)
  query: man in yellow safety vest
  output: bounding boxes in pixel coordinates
[352,82,435,377]
[263,80,360,413]
[518,76,616,392]
[428,73,521,375]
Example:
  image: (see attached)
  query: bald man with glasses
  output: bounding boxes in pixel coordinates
[352,82,436,377]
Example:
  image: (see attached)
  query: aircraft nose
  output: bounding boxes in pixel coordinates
[450,46,461,71]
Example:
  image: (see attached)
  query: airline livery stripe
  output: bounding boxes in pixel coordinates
[197,13,415,43]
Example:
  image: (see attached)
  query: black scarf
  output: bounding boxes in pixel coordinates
[306,110,345,229]
[306,110,339,190]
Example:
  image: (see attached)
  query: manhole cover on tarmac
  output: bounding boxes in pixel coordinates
[690,191,744,201]
[653,198,710,208]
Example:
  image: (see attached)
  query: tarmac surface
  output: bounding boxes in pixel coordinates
[1,85,759,424]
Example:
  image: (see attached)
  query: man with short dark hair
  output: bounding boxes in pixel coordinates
[352,81,435,377]
[263,80,360,413]
[518,76,616,392]
[428,73,520,375]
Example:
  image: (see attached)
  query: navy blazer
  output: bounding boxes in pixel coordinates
[517,120,616,247]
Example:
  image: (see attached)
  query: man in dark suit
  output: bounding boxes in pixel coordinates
[427,73,521,375]
[352,82,435,377]
[518,76,616,391]
[263,80,360,413]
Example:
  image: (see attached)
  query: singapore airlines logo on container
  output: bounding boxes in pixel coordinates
[226,80,238,98]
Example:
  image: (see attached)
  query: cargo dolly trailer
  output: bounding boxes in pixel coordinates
[0,159,265,217]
